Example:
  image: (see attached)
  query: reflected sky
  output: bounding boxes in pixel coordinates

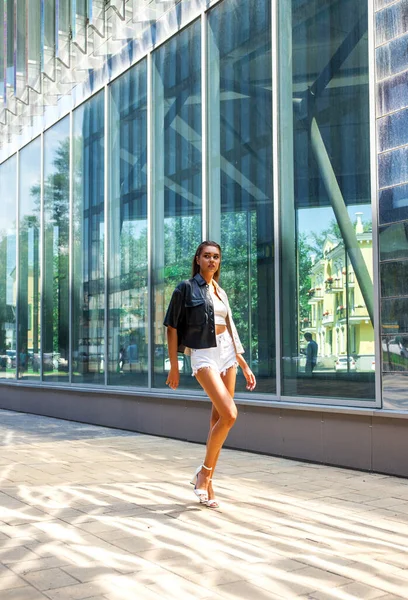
[298,204,373,239]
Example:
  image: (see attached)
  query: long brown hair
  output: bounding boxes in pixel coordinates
[191,241,222,282]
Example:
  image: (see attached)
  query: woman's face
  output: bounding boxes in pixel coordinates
[196,245,221,277]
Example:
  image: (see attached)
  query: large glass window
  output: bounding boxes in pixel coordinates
[0,156,17,379]
[152,20,202,389]
[18,138,41,380]
[43,118,70,382]
[0,0,379,408]
[280,0,375,400]
[208,0,275,393]
[108,60,148,387]
[72,92,105,385]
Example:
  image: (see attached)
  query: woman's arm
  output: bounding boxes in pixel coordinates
[166,326,180,390]
[236,353,256,391]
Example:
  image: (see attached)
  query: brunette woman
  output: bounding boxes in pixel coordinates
[164,241,256,508]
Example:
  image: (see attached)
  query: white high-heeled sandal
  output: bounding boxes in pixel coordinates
[206,479,219,509]
[190,464,212,503]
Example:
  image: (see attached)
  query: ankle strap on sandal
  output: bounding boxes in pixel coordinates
[202,464,212,471]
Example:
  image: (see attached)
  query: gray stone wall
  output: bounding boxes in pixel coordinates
[376,0,408,408]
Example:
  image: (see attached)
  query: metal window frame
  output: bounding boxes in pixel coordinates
[147,51,153,390]
[69,108,73,385]
[275,0,379,408]
[104,82,109,387]
[0,154,19,382]
[201,11,207,241]
[39,130,44,382]
[369,0,382,409]
[271,0,280,399]
[14,151,20,381]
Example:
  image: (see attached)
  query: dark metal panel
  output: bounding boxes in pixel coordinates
[376,0,401,10]
[378,107,408,153]
[372,415,408,476]
[239,407,283,456]
[132,399,164,436]
[145,399,187,440]
[376,33,408,81]
[380,259,408,297]
[3,386,408,477]
[379,146,408,189]
[377,71,408,117]
[182,401,213,445]
[381,296,408,334]
[280,409,323,462]
[379,221,408,257]
[375,1,408,46]
[322,413,372,470]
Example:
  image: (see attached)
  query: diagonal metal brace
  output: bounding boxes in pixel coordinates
[105,0,126,21]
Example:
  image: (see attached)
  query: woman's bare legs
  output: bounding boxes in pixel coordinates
[195,365,237,494]
[207,366,236,500]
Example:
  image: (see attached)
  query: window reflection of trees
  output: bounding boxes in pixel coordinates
[18,141,41,381]
[40,132,70,380]
[0,157,17,379]
[72,95,105,385]
[152,20,202,390]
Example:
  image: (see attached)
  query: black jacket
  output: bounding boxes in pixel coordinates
[163,273,244,355]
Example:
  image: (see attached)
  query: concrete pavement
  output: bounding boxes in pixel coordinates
[0,409,408,599]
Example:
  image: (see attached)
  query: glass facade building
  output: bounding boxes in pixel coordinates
[0,0,408,475]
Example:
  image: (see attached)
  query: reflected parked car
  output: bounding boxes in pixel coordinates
[282,354,306,366]
[75,351,89,374]
[42,353,61,372]
[6,350,16,368]
[164,357,184,372]
[31,353,40,371]
[57,355,69,372]
[382,338,408,358]
[334,356,356,371]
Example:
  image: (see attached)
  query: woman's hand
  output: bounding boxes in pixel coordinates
[166,366,180,390]
[243,366,256,391]
[236,354,256,391]
[166,327,180,390]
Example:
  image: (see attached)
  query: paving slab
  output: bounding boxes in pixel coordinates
[0,409,408,599]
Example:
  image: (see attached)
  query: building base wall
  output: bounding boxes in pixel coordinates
[0,385,407,477]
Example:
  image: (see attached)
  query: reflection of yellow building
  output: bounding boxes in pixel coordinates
[303,215,374,369]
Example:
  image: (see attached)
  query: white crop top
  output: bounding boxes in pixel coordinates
[210,285,227,326]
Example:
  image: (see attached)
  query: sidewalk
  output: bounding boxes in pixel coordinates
[0,410,408,600]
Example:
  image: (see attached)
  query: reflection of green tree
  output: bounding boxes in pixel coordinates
[117,224,148,359]
[0,227,16,354]
[307,218,372,256]
[0,231,8,353]
[19,201,41,360]
[161,212,258,358]
[221,212,258,358]
[119,225,148,292]
[307,219,341,256]
[31,140,69,358]
[298,233,312,320]
[163,216,201,310]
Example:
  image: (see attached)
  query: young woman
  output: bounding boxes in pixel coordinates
[164,241,256,508]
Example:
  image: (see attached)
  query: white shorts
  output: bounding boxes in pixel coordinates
[190,330,238,377]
